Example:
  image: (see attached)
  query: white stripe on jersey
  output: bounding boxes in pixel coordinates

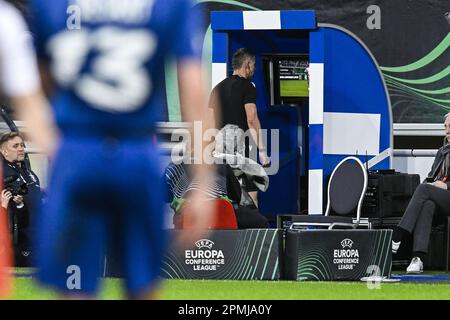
[0,0,40,97]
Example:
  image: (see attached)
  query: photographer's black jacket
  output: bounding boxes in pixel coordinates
[2,159,41,264]
[3,159,42,227]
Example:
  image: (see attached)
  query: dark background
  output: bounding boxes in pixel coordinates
[199,0,450,124]
[1,0,449,128]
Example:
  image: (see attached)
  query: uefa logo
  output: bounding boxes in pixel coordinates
[195,239,215,250]
[340,239,354,249]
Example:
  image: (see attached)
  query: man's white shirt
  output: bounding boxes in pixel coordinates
[0,0,40,97]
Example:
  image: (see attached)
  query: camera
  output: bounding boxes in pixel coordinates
[3,175,28,196]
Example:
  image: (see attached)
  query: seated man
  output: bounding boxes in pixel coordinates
[392,112,450,273]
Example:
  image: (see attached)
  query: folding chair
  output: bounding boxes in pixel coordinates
[290,156,369,230]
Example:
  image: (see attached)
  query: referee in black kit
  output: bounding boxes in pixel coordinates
[208,48,270,206]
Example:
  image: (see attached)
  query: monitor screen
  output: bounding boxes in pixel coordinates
[279,59,309,99]
[263,54,309,107]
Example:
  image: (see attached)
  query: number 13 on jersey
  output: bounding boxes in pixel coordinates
[47,27,157,113]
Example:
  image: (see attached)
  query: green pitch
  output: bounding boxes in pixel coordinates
[280,80,309,97]
[8,277,450,300]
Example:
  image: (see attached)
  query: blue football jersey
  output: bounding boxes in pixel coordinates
[28,0,203,136]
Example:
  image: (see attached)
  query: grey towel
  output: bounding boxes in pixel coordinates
[214,125,269,192]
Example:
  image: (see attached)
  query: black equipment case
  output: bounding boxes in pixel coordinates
[362,171,420,218]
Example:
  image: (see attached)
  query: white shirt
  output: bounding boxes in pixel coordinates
[0,0,40,97]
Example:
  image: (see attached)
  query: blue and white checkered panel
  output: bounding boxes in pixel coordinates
[309,169,323,215]
[308,123,324,215]
[212,31,228,89]
[243,11,281,30]
[211,10,318,96]
[319,26,392,175]
[211,10,324,215]
[323,113,381,156]
[212,31,227,63]
[308,30,325,215]
[308,63,324,126]
[211,62,227,89]
[211,10,316,31]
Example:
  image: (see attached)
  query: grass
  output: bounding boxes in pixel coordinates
[280,80,309,97]
[163,279,450,300]
[9,277,124,300]
[6,276,450,300]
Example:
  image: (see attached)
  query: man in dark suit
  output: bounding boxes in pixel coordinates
[392,112,450,273]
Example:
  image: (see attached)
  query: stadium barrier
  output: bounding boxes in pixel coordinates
[103,228,394,281]
[104,229,282,280]
[284,229,392,281]
[160,229,282,280]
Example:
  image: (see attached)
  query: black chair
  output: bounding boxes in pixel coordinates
[290,156,369,230]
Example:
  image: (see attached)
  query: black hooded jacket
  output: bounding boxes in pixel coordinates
[427,143,450,189]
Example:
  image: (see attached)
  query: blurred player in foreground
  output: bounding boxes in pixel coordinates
[0,0,56,297]
[26,0,213,299]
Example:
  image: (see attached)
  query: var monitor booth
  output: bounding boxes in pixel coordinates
[210,10,392,219]
[105,10,395,281]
